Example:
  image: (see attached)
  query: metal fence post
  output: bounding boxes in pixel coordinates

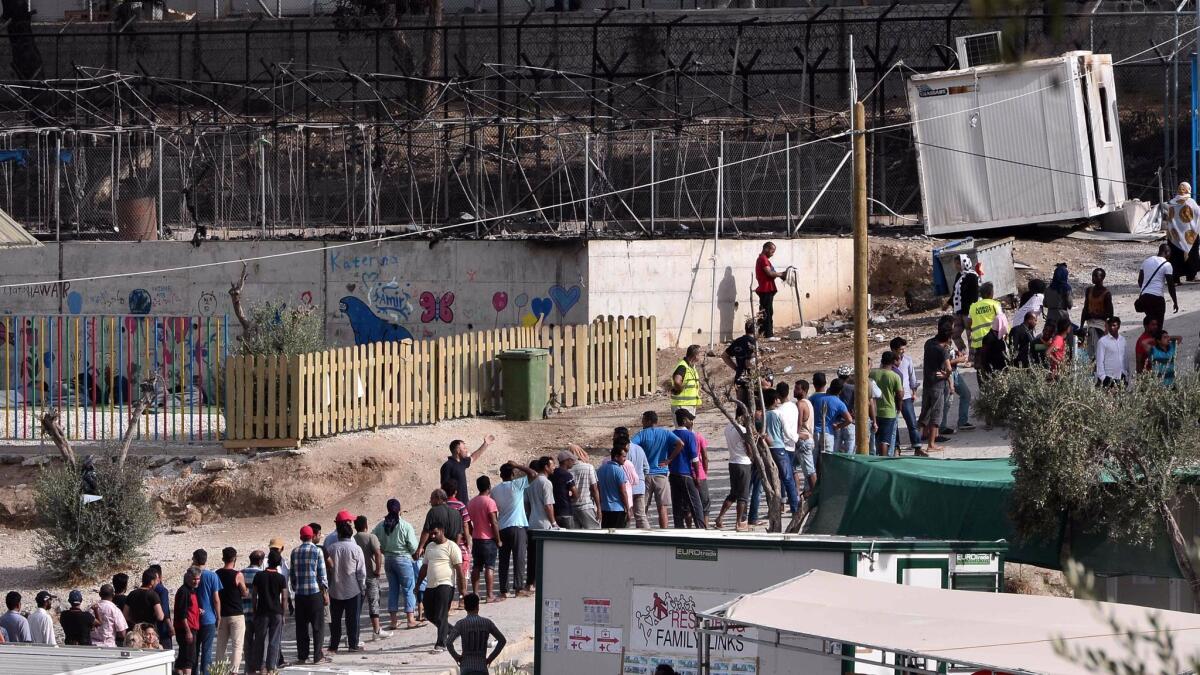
[785,131,792,237]
[53,133,61,242]
[584,133,591,236]
[156,133,164,238]
[259,134,268,233]
[650,130,656,234]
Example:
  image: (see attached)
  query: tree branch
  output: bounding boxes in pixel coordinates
[116,377,158,468]
[229,261,252,333]
[699,361,784,532]
[40,408,77,470]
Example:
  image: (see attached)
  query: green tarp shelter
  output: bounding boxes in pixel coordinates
[809,453,1185,578]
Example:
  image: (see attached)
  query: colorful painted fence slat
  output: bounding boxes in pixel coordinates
[0,314,230,443]
[223,316,658,449]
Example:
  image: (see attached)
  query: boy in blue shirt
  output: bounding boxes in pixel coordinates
[669,410,707,529]
[597,442,631,528]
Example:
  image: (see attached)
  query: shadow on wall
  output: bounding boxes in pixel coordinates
[718,266,738,342]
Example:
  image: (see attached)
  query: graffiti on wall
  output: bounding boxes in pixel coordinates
[2,282,70,300]
[197,292,218,317]
[364,275,414,324]
[549,285,581,316]
[339,296,414,345]
[325,245,583,342]
[419,291,454,324]
[62,285,187,315]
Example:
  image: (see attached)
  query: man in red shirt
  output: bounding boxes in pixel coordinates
[755,242,783,337]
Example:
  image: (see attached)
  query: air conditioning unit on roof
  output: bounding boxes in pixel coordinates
[956,31,1003,68]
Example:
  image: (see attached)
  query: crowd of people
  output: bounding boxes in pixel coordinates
[4,225,1198,673]
[953,231,1193,389]
[0,505,508,675]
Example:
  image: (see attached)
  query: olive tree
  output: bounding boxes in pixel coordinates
[977,365,1200,606]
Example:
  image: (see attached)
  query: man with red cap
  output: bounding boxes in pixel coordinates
[290,524,329,665]
[326,510,367,654]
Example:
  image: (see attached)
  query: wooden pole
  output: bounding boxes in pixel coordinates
[853,101,870,455]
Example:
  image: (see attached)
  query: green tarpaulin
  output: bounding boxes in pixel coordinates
[808,454,1184,578]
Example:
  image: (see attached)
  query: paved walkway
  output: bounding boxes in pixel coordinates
[229,583,535,673]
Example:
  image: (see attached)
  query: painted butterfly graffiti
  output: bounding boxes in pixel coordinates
[419,291,455,323]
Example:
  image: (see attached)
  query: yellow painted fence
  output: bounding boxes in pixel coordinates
[224,316,657,448]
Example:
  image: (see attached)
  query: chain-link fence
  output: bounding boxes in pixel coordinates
[0,124,856,238]
[0,5,1192,236]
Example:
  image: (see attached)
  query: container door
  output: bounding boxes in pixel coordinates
[976,60,1083,221]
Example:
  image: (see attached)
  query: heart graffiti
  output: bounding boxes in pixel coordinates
[530,297,553,320]
[548,284,581,317]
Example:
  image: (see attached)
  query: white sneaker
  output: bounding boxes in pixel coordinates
[375,628,392,640]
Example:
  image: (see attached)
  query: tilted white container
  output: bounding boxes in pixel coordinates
[908,51,1127,235]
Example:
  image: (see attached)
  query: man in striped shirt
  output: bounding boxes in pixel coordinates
[446,593,506,674]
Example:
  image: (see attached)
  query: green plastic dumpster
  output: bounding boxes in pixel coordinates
[499,348,549,420]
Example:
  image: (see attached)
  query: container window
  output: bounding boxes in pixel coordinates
[1099,86,1112,143]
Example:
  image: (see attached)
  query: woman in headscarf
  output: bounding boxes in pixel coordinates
[1164,182,1200,283]
[951,254,979,317]
[1042,263,1073,327]
[371,498,424,630]
[1010,279,1046,329]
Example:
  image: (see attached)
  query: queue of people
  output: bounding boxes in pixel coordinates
[1,503,508,675]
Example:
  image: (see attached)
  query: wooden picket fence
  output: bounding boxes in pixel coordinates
[223,315,657,448]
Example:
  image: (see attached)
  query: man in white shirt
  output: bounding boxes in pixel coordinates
[1138,243,1178,328]
[524,457,557,592]
[889,337,923,452]
[713,417,753,531]
[1094,316,1128,388]
[774,382,800,452]
[28,591,56,646]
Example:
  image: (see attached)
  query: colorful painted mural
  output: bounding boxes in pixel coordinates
[0,314,229,442]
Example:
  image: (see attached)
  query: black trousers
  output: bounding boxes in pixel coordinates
[601,510,627,528]
[329,593,362,651]
[498,526,527,594]
[757,291,777,337]
[424,585,454,648]
[668,472,707,529]
[1138,293,1167,329]
[247,613,282,673]
[294,593,325,662]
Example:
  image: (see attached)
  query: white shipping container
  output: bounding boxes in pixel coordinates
[532,530,1004,675]
[0,644,173,675]
[908,51,1127,236]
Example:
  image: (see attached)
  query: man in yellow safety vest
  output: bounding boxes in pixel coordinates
[967,282,1006,368]
[671,345,703,415]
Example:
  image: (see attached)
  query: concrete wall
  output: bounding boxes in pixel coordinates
[0,237,848,347]
[321,239,588,344]
[588,238,854,348]
[0,240,588,345]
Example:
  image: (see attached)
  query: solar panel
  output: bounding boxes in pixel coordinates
[956,32,1003,68]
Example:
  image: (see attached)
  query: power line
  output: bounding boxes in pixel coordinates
[2,26,1192,289]
[0,129,853,290]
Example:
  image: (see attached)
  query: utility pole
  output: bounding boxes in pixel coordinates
[849,31,870,455]
[852,101,869,455]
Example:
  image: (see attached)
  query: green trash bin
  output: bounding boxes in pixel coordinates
[498,348,550,421]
